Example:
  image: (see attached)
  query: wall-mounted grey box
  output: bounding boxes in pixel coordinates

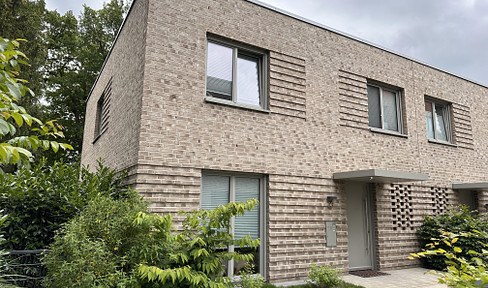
[326,221,337,247]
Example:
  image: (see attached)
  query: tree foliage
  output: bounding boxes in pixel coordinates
[0,0,129,162]
[0,159,130,250]
[44,0,128,161]
[136,200,260,288]
[0,0,47,117]
[0,37,72,167]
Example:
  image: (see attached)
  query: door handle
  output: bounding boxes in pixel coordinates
[364,197,370,253]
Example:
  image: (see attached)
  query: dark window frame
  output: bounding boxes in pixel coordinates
[93,94,105,142]
[425,97,453,143]
[205,36,269,112]
[367,82,404,134]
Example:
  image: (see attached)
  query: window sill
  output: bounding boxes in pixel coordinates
[92,132,104,144]
[205,96,270,113]
[428,138,457,147]
[370,127,408,138]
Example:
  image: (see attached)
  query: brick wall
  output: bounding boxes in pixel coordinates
[81,0,488,283]
[81,0,149,171]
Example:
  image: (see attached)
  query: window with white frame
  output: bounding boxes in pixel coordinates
[425,99,452,143]
[201,172,265,276]
[206,37,267,109]
[367,83,403,133]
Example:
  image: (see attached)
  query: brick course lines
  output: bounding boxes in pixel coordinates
[81,0,488,283]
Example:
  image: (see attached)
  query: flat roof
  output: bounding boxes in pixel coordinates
[246,0,487,89]
[452,182,488,191]
[86,0,488,102]
[333,169,429,183]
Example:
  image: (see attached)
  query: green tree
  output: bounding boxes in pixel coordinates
[0,0,47,118]
[43,10,83,162]
[417,207,488,270]
[44,0,128,161]
[0,0,128,162]
[0,37,72,167]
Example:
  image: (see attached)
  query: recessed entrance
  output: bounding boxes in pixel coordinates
[457,190,478,212]
[346,182,375,271]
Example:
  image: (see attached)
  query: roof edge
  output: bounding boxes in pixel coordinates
[86,0,488,103]
[245,0,488,89]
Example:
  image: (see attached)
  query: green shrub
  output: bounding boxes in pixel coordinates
[135,199,259,287]
[0,159,130,250]
[238,264,265,288]
[44,195,260,288]
[43,191,146,287]
[307,263,342,288]
[412,230,488,287]
[417,206,488,270]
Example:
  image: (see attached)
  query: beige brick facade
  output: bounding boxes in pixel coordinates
[81,0,488,284]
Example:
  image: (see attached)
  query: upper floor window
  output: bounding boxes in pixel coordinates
[93,79,112,142]
[96,96,104,136]
[206,37,267,109]
[94,94,107,140]
[367,83,403,133]
[425,99,452,143]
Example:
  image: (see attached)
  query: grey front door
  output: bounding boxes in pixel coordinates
[346,182,374,271]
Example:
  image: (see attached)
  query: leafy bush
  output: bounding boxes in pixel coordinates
[0,211,15,287]
[306,263,342,288]
[237,264,265,288]
[0,159,130,250]
[411,230,488,287]
[417,206,488,270]
[43,191,145,287]
[44,195,260,288]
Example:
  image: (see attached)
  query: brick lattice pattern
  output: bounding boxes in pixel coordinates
[390,184,414,231]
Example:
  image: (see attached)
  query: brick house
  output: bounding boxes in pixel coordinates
[80,0,488,284]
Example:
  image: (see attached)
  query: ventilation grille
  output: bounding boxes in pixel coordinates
[390,184,414,231]
[269,51,306,120]
[338,70,369,130]
[431,187,449,214]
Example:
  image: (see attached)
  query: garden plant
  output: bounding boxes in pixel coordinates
[416,206,488,270]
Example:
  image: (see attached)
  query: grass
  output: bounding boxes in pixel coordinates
[262,280,365,288]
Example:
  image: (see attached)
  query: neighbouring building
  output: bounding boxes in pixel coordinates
[80,0,488,284]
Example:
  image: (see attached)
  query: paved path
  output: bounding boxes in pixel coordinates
[343,268,447,288]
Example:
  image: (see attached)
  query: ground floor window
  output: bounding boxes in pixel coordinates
[201,172,265,276]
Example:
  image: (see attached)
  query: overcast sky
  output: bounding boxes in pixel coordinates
[45,0,488,86]
[45,0,103,15]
